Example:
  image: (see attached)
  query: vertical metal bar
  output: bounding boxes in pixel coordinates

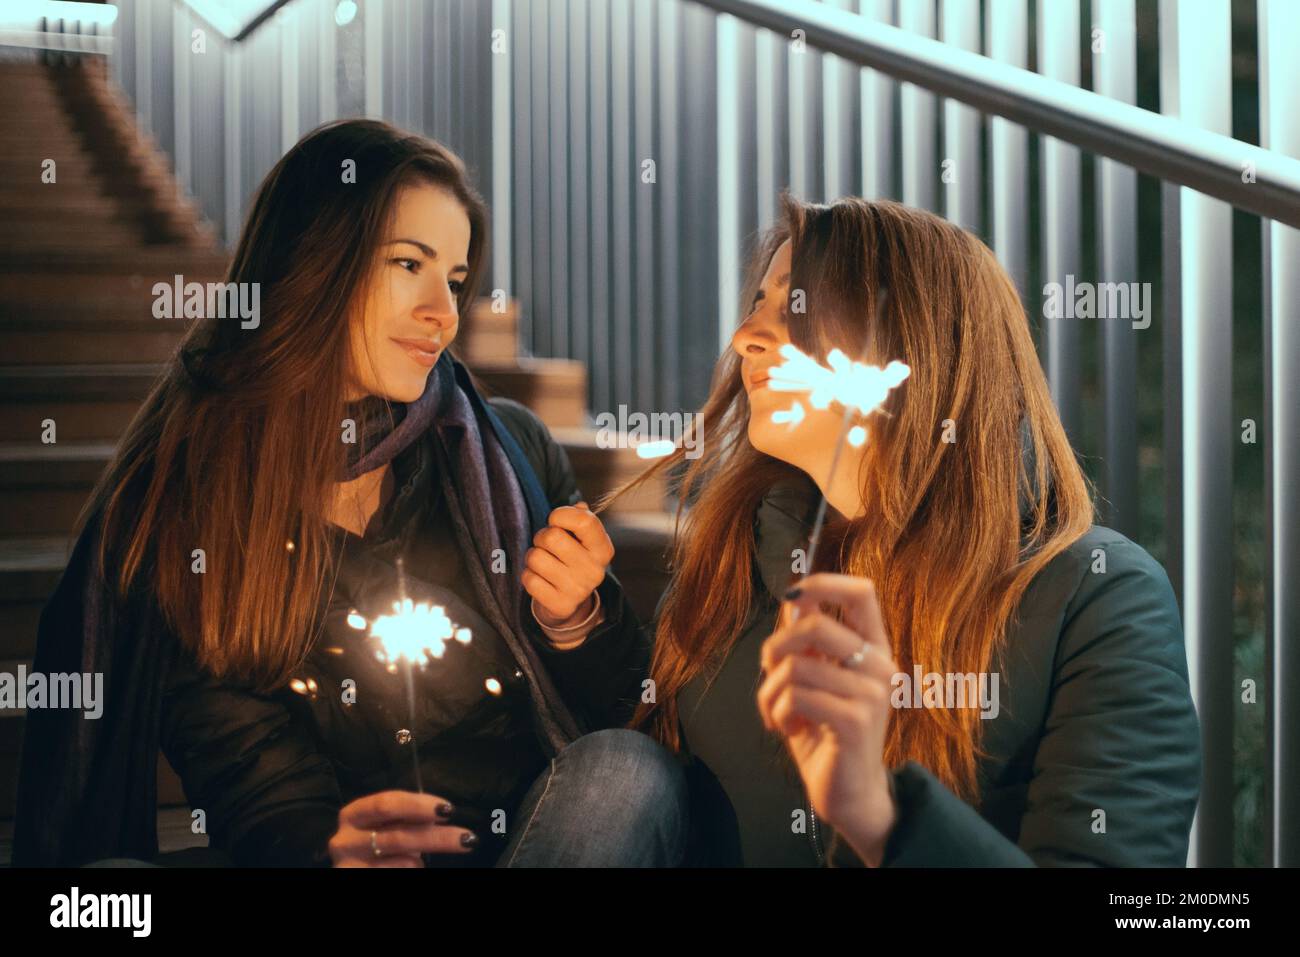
[530,0,552,356]
[718,12,741,355]
[858,0,895,202]
[569,0,590,397]
[175,4,192,194]
[986,0,1028,295]
[364,0,383,118]
[610,0,632,399]
[1094,0,1139,538]
[492,0,513,297]
[633,0,656,412]
[1260,0,1300,869]
[223,41,241,245]
[756,26,779,227]
[1160,0,1235,868]
[510,0,533,352]
[657,0,681,412]
[821,0,856,201]
[136,0,151,133]
[1037,0,1082,444]
[549,0,570,360]
[281,4,300,152]
[319,0,336,122]
[940,0,980,231]
[588,0,610,410]
[898,0,936,211]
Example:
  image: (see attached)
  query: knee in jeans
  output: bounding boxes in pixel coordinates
[562,728,687,815]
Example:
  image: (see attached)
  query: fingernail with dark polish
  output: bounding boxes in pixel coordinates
[460,832,479,848]
[784,587,802,600]
[438,802,455,817]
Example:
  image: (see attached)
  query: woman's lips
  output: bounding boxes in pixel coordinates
[392,337,442,368]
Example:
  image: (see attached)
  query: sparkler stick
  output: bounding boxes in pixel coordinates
[766,290,909,623]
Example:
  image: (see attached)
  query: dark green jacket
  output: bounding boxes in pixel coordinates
[678,474,1201,867]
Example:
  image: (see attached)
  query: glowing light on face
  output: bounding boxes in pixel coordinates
[768,344,911,423]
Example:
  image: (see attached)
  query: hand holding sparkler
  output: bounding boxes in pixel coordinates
[334,558,479,867]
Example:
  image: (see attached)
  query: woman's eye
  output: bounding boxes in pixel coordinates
[449,280,464,295]
[391,257,421,273]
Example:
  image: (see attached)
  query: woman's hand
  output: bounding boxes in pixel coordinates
[522,501,615,627]
[329,791,477,867]
[756,573,899,866]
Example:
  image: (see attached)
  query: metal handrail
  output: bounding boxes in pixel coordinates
[693,0,1300,230]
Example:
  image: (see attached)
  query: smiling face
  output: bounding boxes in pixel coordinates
[731,239,859,481]
[347,182,473,403]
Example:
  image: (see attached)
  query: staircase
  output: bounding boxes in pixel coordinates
[0,57,676,864]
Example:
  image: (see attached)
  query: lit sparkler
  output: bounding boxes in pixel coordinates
[766,291,910,622]
[345,557,471,795]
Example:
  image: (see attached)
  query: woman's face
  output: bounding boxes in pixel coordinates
[731,239,857,476]
[347,182,472,403]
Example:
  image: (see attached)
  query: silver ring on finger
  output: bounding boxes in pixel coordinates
[371,830,382,858]
[841,641,870,670]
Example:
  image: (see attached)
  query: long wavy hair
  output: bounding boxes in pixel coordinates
[78,118,489,691]
[614,195,1094,803]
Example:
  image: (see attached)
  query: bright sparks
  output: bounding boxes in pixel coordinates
[367,598,472,668]
[768,344,910,426]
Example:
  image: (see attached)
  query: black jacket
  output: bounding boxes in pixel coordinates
[15,394,649,867]
[679,474,1202,867]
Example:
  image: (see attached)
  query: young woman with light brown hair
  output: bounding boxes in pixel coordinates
[610,195,1200,867]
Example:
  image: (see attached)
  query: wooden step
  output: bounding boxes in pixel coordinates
[0,536,70,660]
[0,443,113,536]
[0,315,189,364]
[0,268,228,306]
[0,364,157,442]
[468,357,587,429]
[0,249,229,276]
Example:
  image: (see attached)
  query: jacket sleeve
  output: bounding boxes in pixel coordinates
[831,536,1201,867]
[160,641,344,867]
[486,396,651,730]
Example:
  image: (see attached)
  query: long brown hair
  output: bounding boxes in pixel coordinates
[615,195,1094,803]
[79,118,489,691]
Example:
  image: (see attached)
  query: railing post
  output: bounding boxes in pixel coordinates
[1037,0,1082,446]
[898,0,936,212]
[985,0,1029,299]
[940,0,980,233]
[1093,0,1139,538]
[1259,0,1300,870]
[1160,0,1235,868]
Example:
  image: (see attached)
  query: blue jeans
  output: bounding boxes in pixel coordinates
[81,729,688,868]
[496,728,688,867]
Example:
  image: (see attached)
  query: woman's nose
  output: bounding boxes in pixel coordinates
[732,315,777,359]
[417,283,458,327]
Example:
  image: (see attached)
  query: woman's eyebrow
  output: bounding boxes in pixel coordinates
[386,239,469,273]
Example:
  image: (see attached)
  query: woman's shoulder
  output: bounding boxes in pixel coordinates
[482,395,581,508]
[485,395,547,443]
[1031,525,1177,619]
[1016,525,1186,682]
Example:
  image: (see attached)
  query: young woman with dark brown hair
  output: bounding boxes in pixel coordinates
[14,119,686,868]
[612,195,1200,867]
